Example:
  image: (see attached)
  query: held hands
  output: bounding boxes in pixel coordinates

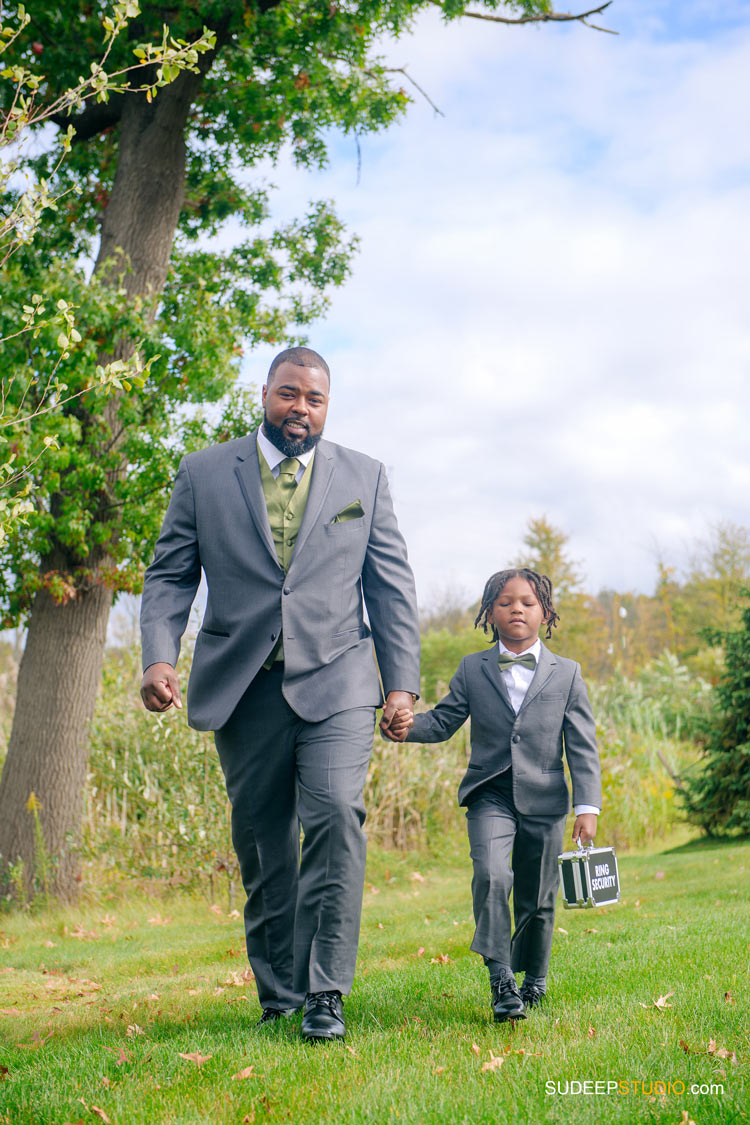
[141,662,182,712]
[382,707,414,741]
[572,813,597,847]
[380,691,414,742]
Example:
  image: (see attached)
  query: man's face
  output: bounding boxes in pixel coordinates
[489,576,546,653]
[262,362,330,456]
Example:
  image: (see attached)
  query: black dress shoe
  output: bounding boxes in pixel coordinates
[520,982,546,1009]
[491,976,526,1023]
[256,1006,298,1027]
[301,991,345,1041]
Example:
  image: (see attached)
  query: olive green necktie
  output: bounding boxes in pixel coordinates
[497,652,536,672]
[276,457,299,503]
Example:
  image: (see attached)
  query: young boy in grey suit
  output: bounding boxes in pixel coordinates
[387,568,602,1022]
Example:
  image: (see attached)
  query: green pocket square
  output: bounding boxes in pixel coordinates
[332,499,365,523]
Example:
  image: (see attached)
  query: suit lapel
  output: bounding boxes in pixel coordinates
[234,432,278,566]
[292,440,335,559]
[480,643,516,717]
[519,643,556,712]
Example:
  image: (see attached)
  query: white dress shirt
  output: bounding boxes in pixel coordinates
[498,638,599,817]
[257,426,314,484]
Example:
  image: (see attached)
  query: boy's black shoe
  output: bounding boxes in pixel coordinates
[520,982,546,1009]
[256,1006,299,1027]
[491,976,526,1022]
[301,991,345,1041]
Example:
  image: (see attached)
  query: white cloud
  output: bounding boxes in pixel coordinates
[236,2,750,608]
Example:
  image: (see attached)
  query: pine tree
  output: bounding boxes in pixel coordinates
[681,590,750,835]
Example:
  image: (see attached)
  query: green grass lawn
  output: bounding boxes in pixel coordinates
[1,835,748,1125]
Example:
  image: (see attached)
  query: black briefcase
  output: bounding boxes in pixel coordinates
[558,843,620,909]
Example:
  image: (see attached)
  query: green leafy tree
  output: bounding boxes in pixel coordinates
[0,0,610,900]
[681,591,750,836]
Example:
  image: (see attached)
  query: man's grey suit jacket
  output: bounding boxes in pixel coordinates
[141,431,420,731]
[406,642,601,816]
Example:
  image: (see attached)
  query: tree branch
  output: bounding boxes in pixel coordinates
[50,95,125,140]
[385,67,445,117]
[460,2,617,34]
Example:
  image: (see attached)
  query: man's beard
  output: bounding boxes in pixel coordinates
[262,413,323,458]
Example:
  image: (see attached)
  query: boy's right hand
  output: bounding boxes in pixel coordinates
[382,707,413,742]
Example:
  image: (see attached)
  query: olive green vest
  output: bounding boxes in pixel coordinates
[259,450,314,663]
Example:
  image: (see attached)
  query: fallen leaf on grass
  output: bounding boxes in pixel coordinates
[232,1065,264,1080]
[411,872,425,883]
[69,923,99,940]
[103,1046,132,1066]
[100,914,117,928]
[679,1113,696,1125]
[209,904,223,916]
[91,1107,112,1123]
[707,1039,737,1063]
[345,1045,357,1057]
[0,1065,9,1079]
[724,991,735,1005]
[434,1066,446,1074]
[0,1008,22,1016]
[147,915,171,926]
[481,1051,505,1072]
[43,940,57,948]
[16,1030,53,1049]
[224,969,255,986]
[178,1052,213,1066]
[429,954,450,965]
[126,1025,145,1038]
[228,909,241,919]
[367,884,380,895]
[679,1040,692,1054]
[471,1043,480,1057]
[583,928,598,934]
[556,927,568,935]
[416,947,425,958]
[654,871,665,879]
[587,1026,596,1038]
[640,993,673,1010]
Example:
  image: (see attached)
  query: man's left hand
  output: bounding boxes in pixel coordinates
[380,691,414,738]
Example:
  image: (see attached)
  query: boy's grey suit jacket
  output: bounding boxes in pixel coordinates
[407,642,601,815]
[140,431,420,731]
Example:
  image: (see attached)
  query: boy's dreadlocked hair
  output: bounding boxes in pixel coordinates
[474,568,560,642]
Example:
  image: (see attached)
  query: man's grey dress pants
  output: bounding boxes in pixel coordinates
[214,664,375,1010]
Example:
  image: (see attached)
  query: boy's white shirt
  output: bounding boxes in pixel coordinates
[497,638,600,817]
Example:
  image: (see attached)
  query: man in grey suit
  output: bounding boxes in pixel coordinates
[140,347,420,1041]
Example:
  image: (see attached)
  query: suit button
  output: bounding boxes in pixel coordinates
[512,734,521,743]
[285,511,293,520]
[283,587,291,595]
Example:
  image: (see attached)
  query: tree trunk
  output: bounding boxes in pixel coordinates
[0,49,220,900]
[0,580,112,899]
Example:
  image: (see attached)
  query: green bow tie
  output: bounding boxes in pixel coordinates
[498,652,536,672]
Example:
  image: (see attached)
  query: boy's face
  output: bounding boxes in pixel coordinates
[489,576,547,653]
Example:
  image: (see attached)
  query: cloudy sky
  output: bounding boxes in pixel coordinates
[238,0,749,612]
